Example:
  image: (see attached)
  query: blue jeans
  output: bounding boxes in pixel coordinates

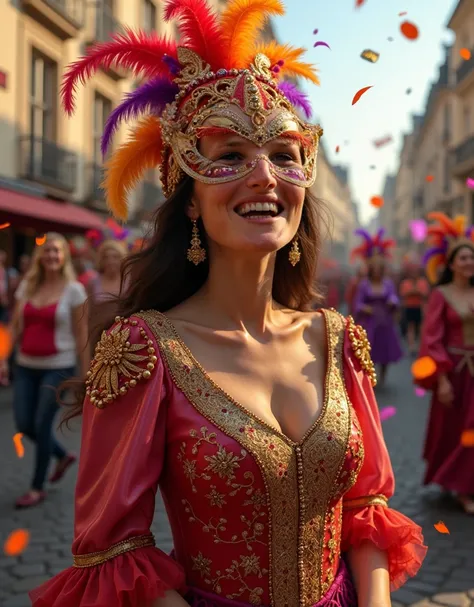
[13,365,75,491]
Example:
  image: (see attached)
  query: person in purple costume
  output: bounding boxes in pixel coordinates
[352,228,403,387]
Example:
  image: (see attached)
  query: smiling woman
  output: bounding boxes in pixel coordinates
[30,1,426,606]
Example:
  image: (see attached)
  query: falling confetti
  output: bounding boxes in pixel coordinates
[425,174,434,182]
[335,145,340,153]
[0,223,10,230]
[460,48,471,61]
[370,165,376,170]
[460,429,474,447]
[313,29,318,34]
[409,219,427,242]
[398,11,407,16]
[0,324,12,360]
[412,356,436,380]
[355,0,366,7]
[406,88,412,94]
[400,20,419,40]
[373,135,393,148]
[13,433,25,458]
[370,195,384,208]
[352,85,373,106]
[361,49,380,63]
[387,37,394,42]
[467,177,474,190]
[4,529,30,556]
[379,406,397,422]
[434,521,450,534]
[314,41,330,49]
[35,235,46,246]
[415,386,426,397]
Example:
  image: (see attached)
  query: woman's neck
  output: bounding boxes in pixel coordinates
[101,270,120,282]
[452,275,471,290]
[42,271,64,285]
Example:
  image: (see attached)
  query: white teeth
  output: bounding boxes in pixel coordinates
[236,202,280,216]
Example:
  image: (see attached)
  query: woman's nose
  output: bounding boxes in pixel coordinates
[246,156,277,190]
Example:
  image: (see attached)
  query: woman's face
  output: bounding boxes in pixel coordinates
[40,240,65,273]
[102,247,123,275]
[369,258,385,279]
[450,246,474,280]
[191,129,306,259]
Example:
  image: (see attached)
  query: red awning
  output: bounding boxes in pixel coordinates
[0,188,105,233]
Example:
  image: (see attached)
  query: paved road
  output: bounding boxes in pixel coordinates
[0,356,473,606]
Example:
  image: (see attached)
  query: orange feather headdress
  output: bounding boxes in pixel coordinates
[423,212,474,283]
[61,0,322,220]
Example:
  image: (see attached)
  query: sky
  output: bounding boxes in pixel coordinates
[274,0,459,224]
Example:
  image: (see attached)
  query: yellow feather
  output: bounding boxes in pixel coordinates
[220,0,285,69]
[245,41,320,85]
[426,253,444,285]
[102,116,163,221]
[453,214,466,235]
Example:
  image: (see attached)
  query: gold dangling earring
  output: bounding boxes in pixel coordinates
[288,238,301,266]
[187,219,206,265]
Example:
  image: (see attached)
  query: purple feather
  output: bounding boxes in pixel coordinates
[422,245,446,265]
[162,54,181,75]
[101,77,179,156]
[354,228,373,244]
[278,81,312,119]
[376,227,386,242]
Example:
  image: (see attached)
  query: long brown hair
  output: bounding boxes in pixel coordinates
[61,177,329,425]
[437,244,474,287]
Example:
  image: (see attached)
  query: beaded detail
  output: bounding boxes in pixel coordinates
[346,316,377,387]
[85,316,157,408]
[343,494,388,510]
[73,534,155,568]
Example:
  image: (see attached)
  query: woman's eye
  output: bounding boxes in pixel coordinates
[273,152,300,163]
[216,152,243,162]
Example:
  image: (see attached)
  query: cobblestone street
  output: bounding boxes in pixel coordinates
[0,355,472,606]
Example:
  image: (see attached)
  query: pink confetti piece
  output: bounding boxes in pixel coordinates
[313,29,319,34]
[409,219,427,242]
[467,177,474,190]
[379,406,397,422]
[314,41,330,49]
[415,387,426,397]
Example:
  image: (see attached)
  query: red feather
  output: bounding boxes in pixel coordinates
[163,0,225,70]
[61,29,177,114]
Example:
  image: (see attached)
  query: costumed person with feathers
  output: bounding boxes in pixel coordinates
[351,229,403,388]
[30,1,426,606]
[416,213,474,514]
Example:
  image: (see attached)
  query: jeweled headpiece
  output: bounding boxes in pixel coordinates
[61,0,322,220]
[351,228,395,262]
[423,212,474,283]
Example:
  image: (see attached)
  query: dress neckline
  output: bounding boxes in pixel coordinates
[152,309,333,447]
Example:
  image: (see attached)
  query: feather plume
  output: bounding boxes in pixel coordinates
[426,212,458,236]
[375,227,386,243]
[220,0,285,69]
[250,41,320,84]
[350,244,368,261]
[354,228,373,245]
[277,81,312,118]
[422,245,446,266]
[426,253,445,284]
[102,116,164,220]
[61,30,177,114]
[453,214,467,235]
[101,77,178,156]
[163,0,225,69]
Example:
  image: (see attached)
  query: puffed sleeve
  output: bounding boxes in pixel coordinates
[341,318,427,591]
[386,278,399,308]
[29,315,186,607]
[353,278,369,319]
[415,288,453,390]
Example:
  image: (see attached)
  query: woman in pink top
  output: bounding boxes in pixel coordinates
[0,233,89,508]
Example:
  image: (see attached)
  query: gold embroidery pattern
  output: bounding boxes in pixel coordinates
[347,316,377,387]
[85,316,157,408]
[139,310,353,607]
[343,494,388,510]
[73,534,155,567]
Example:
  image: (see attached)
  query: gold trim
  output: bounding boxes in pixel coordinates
[343,494,388,510]
[139,309,353,606]
[347,316,377,387]
[73,534,155,568]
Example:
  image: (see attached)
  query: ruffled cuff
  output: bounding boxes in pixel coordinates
[29,546,186,607]
[341,505,427,591]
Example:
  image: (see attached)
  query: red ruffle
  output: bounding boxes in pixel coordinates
[29,546,186,607]
[341,505,427,591]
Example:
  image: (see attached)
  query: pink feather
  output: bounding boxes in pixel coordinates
[163,0,225,69]
[61,29,178,115]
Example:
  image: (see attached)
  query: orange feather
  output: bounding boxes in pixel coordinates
[426,253,445,284]
[220,0,285,69]
[249,41,320,85]
[427,212,458,236]
[102,116,163,220]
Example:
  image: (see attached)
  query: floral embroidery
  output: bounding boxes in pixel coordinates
[207,486,227,508]
[205,445,246,480]
[192,552,212,578]
[347,316,377,386]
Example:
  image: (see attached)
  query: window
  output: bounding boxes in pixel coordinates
[93,92,112,163]
[464,104,471,135]
[443,153,451,195]
[142,0,156,32]
[29,49,57,141]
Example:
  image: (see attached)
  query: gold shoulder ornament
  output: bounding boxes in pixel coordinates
[85,316,158,408]
[346,316,377,387]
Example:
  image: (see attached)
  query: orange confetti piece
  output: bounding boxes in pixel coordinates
[411,356,436,380]
[461,429,474,447]
[0,223,10,230]
[0,324,12,360]
[370,195,384,208]
[400,20,419,40]
[4,529,30,556]
[13,433,24,458]
[35,235,46,246]
[398,11,407,16]
[352,86,373,106]
[335,145,340,153]
[460,48,471,61]
[425,174,434,182]
[434,521,450,534]
[355,0,366,6]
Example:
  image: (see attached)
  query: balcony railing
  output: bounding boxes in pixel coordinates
[22,0,84,38]
[453,134,474,167]
[142,181,164,212]
[456,49,474,86]
[45,0,84,24]
[18,135,77,193]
